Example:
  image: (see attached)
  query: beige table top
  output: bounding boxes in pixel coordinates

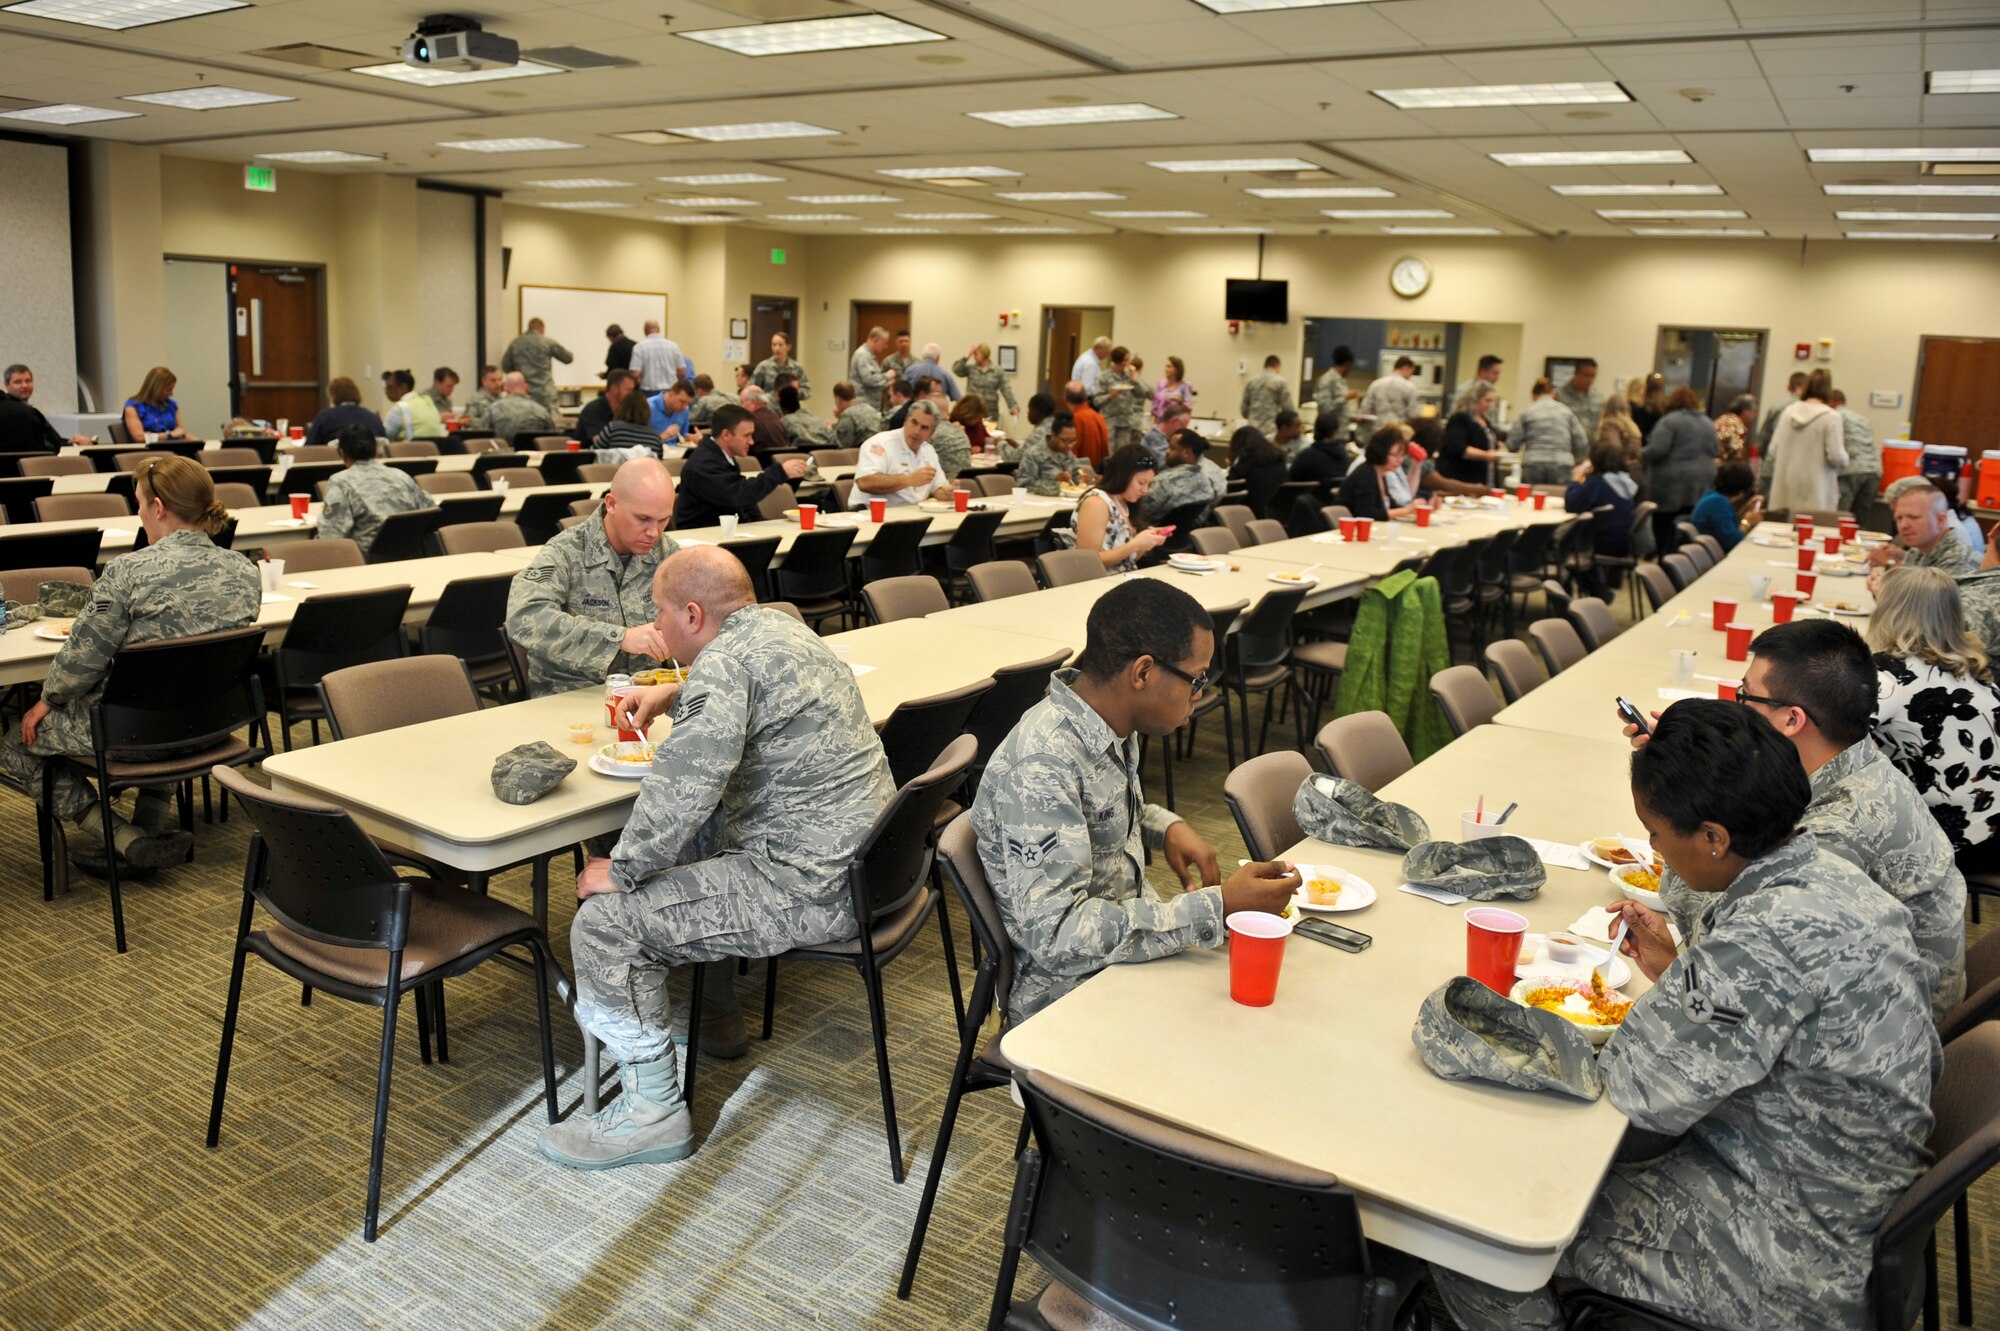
[666,491,1071,563]
[1230,499,1569,578]
[823,620,1074,726]
[1002,725,1648,1290]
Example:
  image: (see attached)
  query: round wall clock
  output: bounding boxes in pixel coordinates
[1390,255,1431,299]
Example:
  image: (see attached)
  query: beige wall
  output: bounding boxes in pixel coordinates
[0,139,81,413]
[75,141,166,410]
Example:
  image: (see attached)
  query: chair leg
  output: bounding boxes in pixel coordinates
[1956,1193,1972,1325]
[413,985,433,1066]
[1221,690,1236,771]
[1160,730,1176,810]
[684,959,703,1106]
[432,981,449,1064]
[201,774,213,824]
[936,896,964,1029]
[300,982,312,1007]
[37,767,54,903]
[1926,1233,1941,1331]
[206,942,251,1148]
[98,780,127,954]
[986,1153,1038,1331]
[362,994,402,1243]
[527,938,559,1123]
[761,957,779,1040]
[1013,1111,1031,1157]
[860,959,905,1183]
[897,1042,981,1298]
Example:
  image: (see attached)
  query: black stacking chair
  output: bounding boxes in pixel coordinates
[942,510,1007,603]
[858,514,932,587]
[435,494,506,526]
[719,535,781,602]
[268,586,413,747]
[513,489,590,546]
[0,477,56,524]
[0,528,104,571]
[771,527,859,631]
[365,508,452,563]
[417,572,518,699]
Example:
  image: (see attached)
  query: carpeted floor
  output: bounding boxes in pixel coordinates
[1,586,1994,1331]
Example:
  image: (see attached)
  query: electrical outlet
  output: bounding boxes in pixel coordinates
[1237,359,1247,375]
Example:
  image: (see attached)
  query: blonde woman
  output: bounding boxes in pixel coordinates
[1597,393,1644,474]
[1869,565,2000,872]
[123,365,186,441]
[951,343,1018,417]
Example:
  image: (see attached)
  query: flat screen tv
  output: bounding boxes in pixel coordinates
[1225,278,1288,324]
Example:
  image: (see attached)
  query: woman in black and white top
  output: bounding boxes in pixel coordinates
[1868,565,2000,874]
[597,383,666,462]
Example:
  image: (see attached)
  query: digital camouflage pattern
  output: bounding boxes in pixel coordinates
[1239,369,1294,439]
[500,331,574,411]
[1434,833,1941,1331]
[38,581,90,616]
[831,401,882,451]
[1001,416,1050,465]
[973,669,1222,1024]
[480,394,557,445]
[1909,527,1980,578]
[750,356,810,401]
[781,409,833,450]
[1012,437,1081,497]
[849,347,889,407]
[316,459,436,556]
[930,420,971,481]
[490,741,575,805]
[504,513,680,697]
[1291,772,1430,852]
[1402,836,1546,900]
[1092,367,1149,450]
[952,357,1018,413]
[1512,396,1590,482]
[1556,381,1606,432]
[1143,456,1226,524]
[1413,975,1602,1101]
[1359,373,1423,426]
[1313,369,1352,440]
[464,387,500,429]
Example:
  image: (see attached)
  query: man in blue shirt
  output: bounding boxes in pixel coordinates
[1071,336,1110,393]
[648,380,697,445]
[898,342,961,400]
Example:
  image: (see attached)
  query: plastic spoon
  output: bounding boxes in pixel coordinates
[1598,918,1630,986]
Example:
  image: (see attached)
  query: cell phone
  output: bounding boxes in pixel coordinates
[1295,917,1372,953]
[1154,525,1176,537]
[1615,696,1651,735]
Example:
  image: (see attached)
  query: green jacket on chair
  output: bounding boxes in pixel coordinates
[1332,568,1453,761]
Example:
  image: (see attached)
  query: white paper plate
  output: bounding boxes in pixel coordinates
[589,744,654,779]
[33,621,72,641]
[1265,573,1317,586]
[1169,556,1218,572]
[1516,937,1631,990]
[269,517,311,528]
[1812,601,1869,617]
[1751,535,1792,548]
[1291,865,1376,913]
[1578,836,1658,873]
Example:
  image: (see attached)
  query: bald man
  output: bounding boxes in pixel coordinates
[541,546,893,1171]
[506,458,679,697]
[481,371,558,445]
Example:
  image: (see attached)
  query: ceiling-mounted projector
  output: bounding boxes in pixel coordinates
[401,15,519,72]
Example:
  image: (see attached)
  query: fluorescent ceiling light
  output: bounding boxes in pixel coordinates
[1596,208,1747,219]
[986,226,1077,234]
[437,137,581,153]
[1148,157,1318,172]
[1835,209,2000,222]
[525,177,632,189]
[1170,226,1274,234]
[667,121,838,142]
[536,201,623,210]
[1807,147,2000,162]
[1376,81,1630,110]
[1551,183,1723,196]
[1491,150,1692,166]
[1192,0,1374,10]
[257,150,382,164]
[1629,227,1768,237]
[0,0,243,29]
[789,193,898,205]
[657,214,737,224]
[0,102,138,124]
[680,14,945,56]
[657,172,783,185]
[969,102,1178,128]
[613,131,685,146]
[1321,208,1453,219]
[1823,183,2000,197]
[1382,226,1501,235]
[899,212,996,220]
[1927,70,2000,95]
[866,227,945,234]
[877,165,1021,179]
[997,191,1124,201]
[1245,186,1394,198]
[1092,210,1204,218]
[124,85,292,109]
[355,60,562,86]
[768,213,859,221]
[1845,230,1994,241]
[660,196,757,207]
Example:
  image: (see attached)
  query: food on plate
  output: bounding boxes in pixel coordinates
[1271,572,1306,582]
[1619,866,1662,894]
[1521,973,1633,1029]
[630,667,688,687]
[1304,877,1343,906]
[45,621,72,638]
[1590,837,1642,865]
[608,743,656,765]
[1820,600,1862,614]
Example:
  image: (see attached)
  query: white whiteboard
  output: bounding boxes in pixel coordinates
[517,285,669,391]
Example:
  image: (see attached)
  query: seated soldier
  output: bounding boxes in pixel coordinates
[318,425,436,557]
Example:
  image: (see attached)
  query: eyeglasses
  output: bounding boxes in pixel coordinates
[1734,689,1814,727]
[1156,659,1212,697]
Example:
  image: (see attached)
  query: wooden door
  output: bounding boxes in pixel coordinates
[1042,307,1082,398]
[749,295,798,367]
[232,265,322,428]
[850,300,909,372]
[1913,337,2000,455]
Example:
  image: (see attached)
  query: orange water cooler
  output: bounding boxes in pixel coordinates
[1977,452,2000,510]
[1880,440,1923,493]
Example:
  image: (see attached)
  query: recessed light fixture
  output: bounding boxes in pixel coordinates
[1091,210,1205,218]
[657,172,784,186]
[257,150,383,164]
[436,137,582,153]
[1596,208,1747,219]
[1191,0,1374,11]
[1148,157,1318,172]
[1551,183,1724,196]
[898,212,996,220]
[1245,186,1395,198]
[1375,81,1630,110]
[996,191,1125,201]
[536,201,623,210]
[1835,210,2000,222]
[789,194,899,205]
[1491,150,1693,166]
[525,177,633,189]
[927,177,988,188]
[1823,183,2000,197]
[1807,147,2000,162]
[657,214,738,224]
[1382,226,1502,235]
[667,121,838,142]
[1628,227,1768,237]
[1844,230,1995,240]
[986,226,1078,234]
[659,196,758,207]
[123,85,294,109]
[1927,70,2000,95]
[876,165,1021,179]
[355,60,563,86]
[865,227,945,234]
[1169,226,1275,234]
[679,14,946,56]
[1321,209,1454,219]
[0,0,244,30]
[613,131,687,146]
[969,102,1178,127]
[0,102,139,124]
[768,213,859,221]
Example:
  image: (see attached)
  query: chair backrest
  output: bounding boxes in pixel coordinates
[935,810,1015,1030]
[530,435,572,452]
[978,474,1014,496]
[33,492,129,522]
[281,538,364,573]
[850,733,979,925]
[211,482,263,511]
[756,482,796,521]
[858,514,932,579]
[1313,711,1413,793]
[965,648,1070,768]
[944,510,1006,573]
[1222,750,1312,861]
[0,527,103,572]
[1011,1068,1390,1331]
[487,467,543,491]
[558,515,586,531]
[878,679,992,789]
[18,455,94,478]
[94,626,267,757]
[416,572,515,673]
[1243,517,1287,545]
[365,507,451,562]
[862,574,949,624]
[1939,928,2000,1046]
[579,463,619,483]
[1635,563,1676,614]
[967,560,1037,603]
[204,466,271,497]
[1429,664,1499,737]
[1214,504,1256,547]
[274,586,412,692]
[1527,617,1588,675]
[569,497,598,518]
[1660,551,1697,590]
[319,655,479,739]
[436,520,526,556]
[279,461,341,498]
[1484,638,1547,704]
[435,494,506,528]
[514,489,591,546]
[767,599,804,623]
[115,450,157,473]
[202,447,262,469]
[772,526,858,599]
[834,477,855,510]
[1190,527,1240,556]
[289,445,340,464]
[1681,542,1715,575]
[1694,533,1725,563]
[1321,504,1351,527]
[416,471,476,496]
[1539,577,1571,618]
[1567,597,1619,652]
[1233,584,1310,671]
[1673,519,1700,551]
[386,440,439,459]
[0,563,92,607]
[0,476,54,524]
[1037,548,1107,588]
[719,535,780,601]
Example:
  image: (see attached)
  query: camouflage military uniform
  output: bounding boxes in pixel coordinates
[1435,833,1940,1331]
[973,669,1222,1023]
[1002,417,1050,465]
[1312,369,1352,440]
[749,356,810,401]
[831,401,882,451]
[501,332,574,412]
[1909,527,1980,577]
[849,347,889,407]
[1834,405,1881,516]
[1359,373,1422,426]
[1014,438,1080,497]
[1239,370,1294,439]
[688,389,734,430]
[0,530,259,820]
[952,357,1018,413]
[504,514,680,697]
[1139,426,1172,467]
[317,459,436,556]
[782,409,833,450]
[419,386,454,416]
[1661,739,1964,1021]
[1555,382,1605,431]
[1143,456,1226,524]
[465,388,502,429]
[1092,368,1149,452]
[881,352,914,400]
[930,420,971,480]
[570,606,893,1082]
[480,395,557,446]
[1959,570,2000,647]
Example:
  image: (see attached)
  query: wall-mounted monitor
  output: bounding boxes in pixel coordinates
[1225,278,1288,324]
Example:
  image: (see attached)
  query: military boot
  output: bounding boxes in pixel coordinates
[537,1058,693,1171]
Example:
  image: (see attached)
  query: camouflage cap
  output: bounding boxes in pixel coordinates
[1412,976,1603,1102]
[1402,836,1546,901]
[38,582,91,617]
[1291,773,1430,852]
[491,741,576,805]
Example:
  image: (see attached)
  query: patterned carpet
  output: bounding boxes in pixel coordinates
[2,588,1994,1331]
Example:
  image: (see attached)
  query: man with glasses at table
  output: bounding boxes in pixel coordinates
[1623,618,1966,1020]
[974,579,1299,1024]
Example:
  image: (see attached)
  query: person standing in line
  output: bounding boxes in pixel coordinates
[600,324,635,381]
[1093,345,1148,453]
[1641,386,1722,550]
[849,327,890,408]
[1439,384,1504,486]
[750,332,810,402]
[1554,358,1604,430]
[1759,370,1810,461]
[1358,356,1422,426]
[1071,335,1111,393]
[1714,394,1756,467]
[1597,394,1645,478]
[1511,377,1588,484]
[1764,369,1846,517]
[1452,353,1504,409]
[629,321,688,393]
[880,330,915,399]
[1240,354,1294,440]
[502,319,574,414]
[1311,345,1356,443]
[1630,372,1667,439]
[1829,389,1881,516]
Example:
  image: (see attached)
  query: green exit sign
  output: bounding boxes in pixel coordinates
[243,164,277,193]
[770,247,786,265]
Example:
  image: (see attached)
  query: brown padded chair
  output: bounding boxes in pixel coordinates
[385,441,439,459]
[1484,638,1547,704]
[281,538,365,573]
[0,564,92,606]
[1567,597,1620,652]
[1222,750,1312,861]
[569,497,598,518]
[437,522,526,556]
[757,482,796,521]
[1244,517,1287,545]
[530,435,572,452]
[416,472,477,497]
[485,467,543,491]
[1635,563,1677,615]
[1313,711,1413,794]
[17,456,94,478]
[1213,503,1256,548]
[977,475,1014,496]
[1191,527,1240,556]
[1321,504,1352,527]
[1528,618,1589,676]
[1430,664,1500,738]
[114,451,159,473]
[201,447,264,469]
[767,600,805,623]
[1693,534,1725,564]
[558,515,586,530]
[1037,548,1107,588]
[579,463,618,483]
[966,560,1037,602]
[1680,543,1715,576]
[289,445,340,464]
[862,574,949,624]
[1661,552,1698,591]
[211,483,263,511]
[33,493,129,522]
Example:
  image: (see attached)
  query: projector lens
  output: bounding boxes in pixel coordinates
[413,37,429,61]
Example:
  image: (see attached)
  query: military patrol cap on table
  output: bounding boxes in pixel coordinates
[1403,836,1546,901]
[491,741,575,805]
[1412,976,1603,1102]
[1292,773,1430,852]
[38,581,91,617]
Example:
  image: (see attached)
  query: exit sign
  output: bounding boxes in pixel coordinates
[770,247,786,265]
[244,164,277,193]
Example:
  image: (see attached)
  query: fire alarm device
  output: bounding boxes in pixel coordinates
[1794,342,1811,361]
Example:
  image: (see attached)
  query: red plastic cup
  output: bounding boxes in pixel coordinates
[1772,591,1798,624]
[288,426,304,441]
[953,487,970,513]
[605,691,645,743]
[869,497,886,523]
[1796,548,1815,572]
[1822,534,1840,555]
[289,494,310,520]
[1466,907,1529,994]
[568,441,581,452]
[1226,911,1293,1007]
[1797,571,1817,598]
[1795,521,1814,544]
[1489,489,1505,500]
[1718,679,1740,701]
[1414,504,1432,528]
[798,503,817,531]
[1516,484,1531,502]
[1355,517,1373,542]
[1532,492,1547,511]
[1338,517,1358,542]
[1726,623,1753,661]
[1839,518,1858,542]
[1711,598,1738,631]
